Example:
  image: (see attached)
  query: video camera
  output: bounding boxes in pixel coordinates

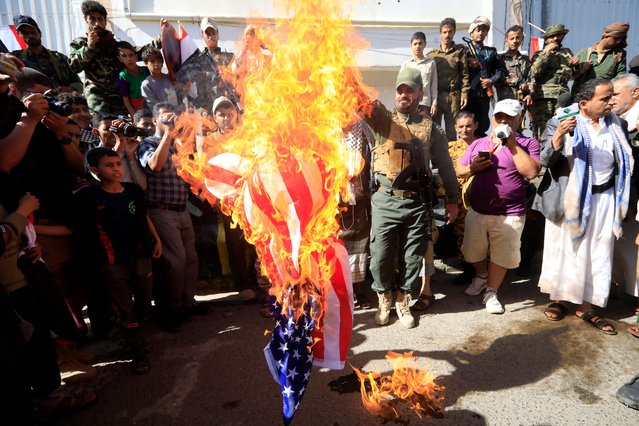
[43,93,72,116]
[108,116,153,138]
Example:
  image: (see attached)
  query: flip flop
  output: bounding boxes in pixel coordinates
[629,326,639,339]
[576,310,617,335]
[544,302,567,321]
[412,294,435,311]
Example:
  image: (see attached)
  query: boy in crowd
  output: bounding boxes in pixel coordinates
[117,41,149,118]
[141,48,177,111]
[57,92,100,155]
[76,147,162,374]
[401,32,438,117]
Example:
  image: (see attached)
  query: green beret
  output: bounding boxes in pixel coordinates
[544,24,569,38]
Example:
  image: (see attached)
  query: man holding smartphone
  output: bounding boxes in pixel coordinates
[455,99,540,314]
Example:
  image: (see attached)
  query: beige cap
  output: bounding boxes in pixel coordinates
[200,17,218,33]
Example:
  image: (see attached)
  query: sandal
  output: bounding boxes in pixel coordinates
[629,326,639,338]
[576,310,617,335]
[412,294,435,311]
[544,302,567,321]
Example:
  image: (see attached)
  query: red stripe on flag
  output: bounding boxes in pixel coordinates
[204,163,242,187]
[277,155,315,231]
[248,172,292,252]
[10,25,27,49]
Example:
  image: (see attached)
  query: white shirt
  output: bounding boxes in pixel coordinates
[621,99,639,133]
[400,57,438,108]
[580,114,615,185]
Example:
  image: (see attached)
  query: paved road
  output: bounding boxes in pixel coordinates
[60,264,639,426]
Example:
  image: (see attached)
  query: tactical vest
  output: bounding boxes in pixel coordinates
[372,110,433,182]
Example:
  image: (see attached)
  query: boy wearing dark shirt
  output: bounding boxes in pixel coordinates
[75,147,162,374]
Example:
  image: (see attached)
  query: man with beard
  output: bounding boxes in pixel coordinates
[11,15,82,93]
[69,1,165,116]
[364,67,459,329]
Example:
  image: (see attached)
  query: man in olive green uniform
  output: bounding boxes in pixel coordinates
[11,15,83,93]
[496,25,531,103]
[365,67,459,329]
[427,18,469,141]
[528,24,579,141]
[69,1,163,115]
[572,22,629,95]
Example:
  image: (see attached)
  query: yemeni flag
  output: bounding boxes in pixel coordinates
[0,25,27,52]
[161,21,199,82]
[530,36,541,57]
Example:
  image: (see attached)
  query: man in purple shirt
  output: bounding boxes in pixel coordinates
[455,99,540,314]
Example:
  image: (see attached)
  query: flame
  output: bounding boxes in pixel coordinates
[352,352,444,421]
[174,0,374,320]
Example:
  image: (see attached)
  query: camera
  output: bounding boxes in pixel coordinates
[43,94,72,116]
[109,119,153,138]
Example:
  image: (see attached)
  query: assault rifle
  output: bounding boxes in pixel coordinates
[462,36,494,98]
[392,137,432,208]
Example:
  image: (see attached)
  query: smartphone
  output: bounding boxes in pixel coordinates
[478,150,491,160]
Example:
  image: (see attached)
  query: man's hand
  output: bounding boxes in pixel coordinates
[22,243,43,264]
[444,202,459,224]
[552,116,577,150]
[523,94,533,106]
[543,41,560,54]
[469,154,492,174]
[569,55,580,67]
[460,97,468,109]
[430,104,438,117]
[23,93,49,121]
[480,78,493,89]
[152,239,163,259]
[41,111,69,140]
[16,192,40,217]
[0,53,24,82]
[87,28,99,48]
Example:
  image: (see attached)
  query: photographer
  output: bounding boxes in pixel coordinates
[455,99,540,314]
[137,102,200,331]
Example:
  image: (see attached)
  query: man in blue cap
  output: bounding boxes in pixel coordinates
[363,67,459,328]
[11,15,83,93]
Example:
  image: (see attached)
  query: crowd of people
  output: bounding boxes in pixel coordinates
[1,1,639,422]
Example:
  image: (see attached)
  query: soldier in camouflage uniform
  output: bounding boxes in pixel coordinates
[11,15,82,93]
[528,24,579,141]
[176,17,238,112]
[496,25,531,104]
[427,18,470,141]
[69,1,163,116]
[364,67,459,329]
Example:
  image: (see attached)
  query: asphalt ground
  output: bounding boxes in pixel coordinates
[56,255,639,426]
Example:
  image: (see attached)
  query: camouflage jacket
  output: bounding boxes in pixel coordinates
[69,31,160,115]
[496,51,530,100]
[427,44,470,98]
[572,44,627,94]
[11,47,83,93]
[176,47,239,112]
[529,47,576,99]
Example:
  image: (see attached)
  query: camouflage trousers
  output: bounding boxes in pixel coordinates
[432,90,461,141]
[529,98,557,142]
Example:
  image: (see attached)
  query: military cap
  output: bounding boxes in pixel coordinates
[396,67,423,91]
[544,24,569,38]
[13,15,40,32]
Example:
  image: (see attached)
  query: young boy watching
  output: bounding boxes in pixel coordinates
[140,47,177,112]
[117,41,149,118]
[57,92,99,155]
[76,147,162,374]
[400,31,438,117]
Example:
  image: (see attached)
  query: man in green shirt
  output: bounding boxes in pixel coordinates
[427,18,469,141]
[572,22,629,95]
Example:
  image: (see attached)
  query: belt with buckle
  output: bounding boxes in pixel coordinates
[378,185,420,200]
[146,202,186,212]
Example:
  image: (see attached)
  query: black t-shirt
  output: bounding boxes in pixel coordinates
[75,182,152,264]
[0,93,77,225]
